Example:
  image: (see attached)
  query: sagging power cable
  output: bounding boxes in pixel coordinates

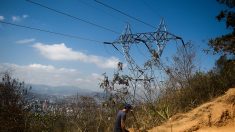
[0,21,103,43]
[26,0,119,34]
[94,0,156,29]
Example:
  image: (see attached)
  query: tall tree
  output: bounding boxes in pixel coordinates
[208,0,235,88]
[209,0,235,56]
[0,73,30,131]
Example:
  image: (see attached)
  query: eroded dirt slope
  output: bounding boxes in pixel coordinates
[148,88,235,132]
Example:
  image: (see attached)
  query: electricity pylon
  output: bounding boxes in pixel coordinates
[102,19,185,103]
[105,19,184,79]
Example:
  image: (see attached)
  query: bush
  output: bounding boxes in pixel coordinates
[0,73,30,131]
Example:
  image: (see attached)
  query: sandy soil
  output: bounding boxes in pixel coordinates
[147,88,235,132]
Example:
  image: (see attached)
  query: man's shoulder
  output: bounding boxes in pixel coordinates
[117,110,126,115]
[119,110,126,113]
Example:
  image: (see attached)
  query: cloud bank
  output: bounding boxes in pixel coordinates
[33,43,119,69]
[0,63,101,91]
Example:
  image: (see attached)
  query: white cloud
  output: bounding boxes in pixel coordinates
[75,78,91,83]
[22,14,28,18]
[91,73,103,80]
[0,16,4,21]
[12,14,29,22]
[16,38,35,44]
[33,43,120,69]
[28,64,56,71]
[0,63,102,91]
[12,16,21,22]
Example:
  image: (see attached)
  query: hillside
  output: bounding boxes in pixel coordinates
[31,84,94,96]
[147,88,235,132]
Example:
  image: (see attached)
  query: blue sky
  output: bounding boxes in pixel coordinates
[0,0,228,91]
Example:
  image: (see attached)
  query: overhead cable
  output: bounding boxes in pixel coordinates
[0,21,102,43]
[26,0,119,34]
[79,0,123,23]
[94,0,156,29]
[141,0,162,18]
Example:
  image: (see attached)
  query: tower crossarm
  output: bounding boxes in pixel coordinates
[109,31,184,45]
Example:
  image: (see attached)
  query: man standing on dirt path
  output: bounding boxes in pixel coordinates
[114,103,132,132]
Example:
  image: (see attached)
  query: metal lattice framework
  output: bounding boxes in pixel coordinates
[102,19,186,103]
[105,19,184,78]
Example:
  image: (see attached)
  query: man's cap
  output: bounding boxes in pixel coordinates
[124,103,132,110]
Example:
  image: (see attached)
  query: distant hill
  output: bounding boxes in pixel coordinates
[30,84,97,96]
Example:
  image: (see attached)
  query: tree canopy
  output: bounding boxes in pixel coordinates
[209,0,235,56]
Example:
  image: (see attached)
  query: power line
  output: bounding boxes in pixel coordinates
[0,21,102,43]
[79,0,124,24]
[94,0,156,29]
[103,42,124,56]
[25,0,119,34]
[141,0,162,18]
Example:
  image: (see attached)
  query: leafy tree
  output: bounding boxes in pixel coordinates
[208,0,235,88]
[213,55,235,88]
[0,73,30,131]
[209,0,235,56]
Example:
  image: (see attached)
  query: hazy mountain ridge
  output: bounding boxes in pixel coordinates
[30,84,97,96]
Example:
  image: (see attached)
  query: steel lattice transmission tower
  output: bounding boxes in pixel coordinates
[105,19,184,79]
[102,19,185,103]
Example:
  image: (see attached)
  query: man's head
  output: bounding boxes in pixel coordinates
[124,103,132,113]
